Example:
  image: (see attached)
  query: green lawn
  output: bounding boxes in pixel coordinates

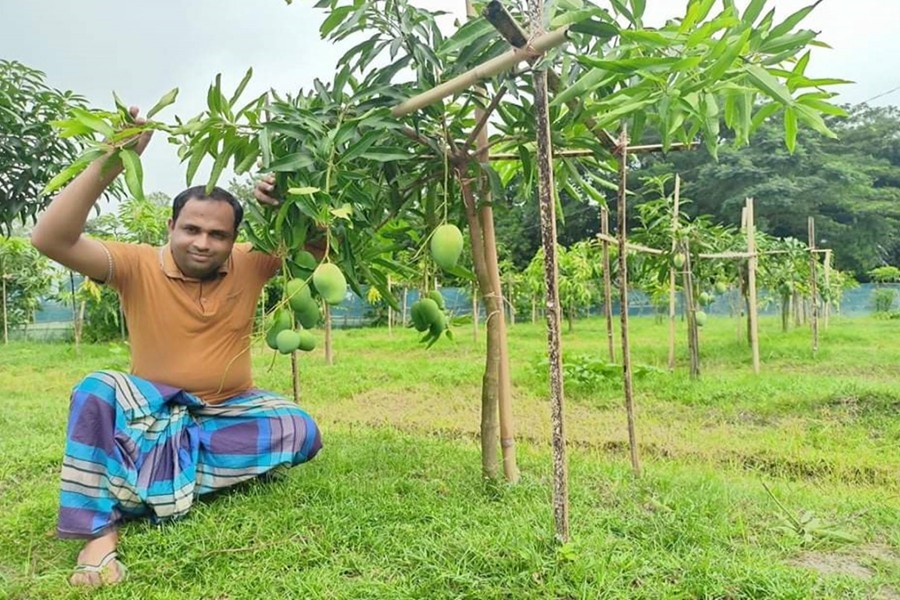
[1,315,898,599]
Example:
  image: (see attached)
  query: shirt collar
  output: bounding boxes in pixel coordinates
[159,243,232,281]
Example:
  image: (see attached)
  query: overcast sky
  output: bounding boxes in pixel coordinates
[2,0,898,204]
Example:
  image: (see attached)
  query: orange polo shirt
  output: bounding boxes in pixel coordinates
[101,241,280,404]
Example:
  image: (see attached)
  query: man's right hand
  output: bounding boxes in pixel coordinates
[31,106,153,283]
[254,174,280,207]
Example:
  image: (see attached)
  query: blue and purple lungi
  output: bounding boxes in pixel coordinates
[57,370,322,539]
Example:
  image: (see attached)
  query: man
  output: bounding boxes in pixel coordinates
[30,108,321,586]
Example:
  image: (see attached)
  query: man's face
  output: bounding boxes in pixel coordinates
[167,198,236,280]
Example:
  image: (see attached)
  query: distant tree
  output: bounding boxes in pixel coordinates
[0,236,53,342]
[0,60,88,235]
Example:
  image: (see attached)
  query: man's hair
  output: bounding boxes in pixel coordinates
[171,186,244,235]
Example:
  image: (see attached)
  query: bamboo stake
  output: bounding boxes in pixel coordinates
[746,199,761,374]
[291,351,300,403]
[601,206,615,362]
[472,286,479,343]
[391,26,570,118]
[616,127,641,477]
[402,287,408,327]
[808,217,819,354]
[530,0,568,542]
[824,249,832,328]
[324,304,333,366]
[668,175,681,371]
[387,275,393,335]
[1,273,7,345]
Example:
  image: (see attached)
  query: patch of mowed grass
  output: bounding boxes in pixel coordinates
[2,428,897,599]
[0,315,898,598]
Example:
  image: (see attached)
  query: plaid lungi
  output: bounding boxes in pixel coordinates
[57,370,322,539]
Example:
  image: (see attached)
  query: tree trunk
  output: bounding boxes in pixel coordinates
[781,294,790,332]
[459,174,502,481]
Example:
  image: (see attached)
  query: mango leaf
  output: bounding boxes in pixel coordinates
[146,88,179,119]
[288,186,321,195]
[71,108,114,138]
[228,68,253,108]
[119,148,145,202]
[783,105,798,153]
[269,151,315,172]
[744,64,794,105]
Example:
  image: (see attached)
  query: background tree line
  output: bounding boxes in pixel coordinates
[491,103,900,281]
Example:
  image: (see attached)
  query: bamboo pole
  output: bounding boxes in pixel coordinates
[472,287,478,343]
[391,26,569,118]
[600,206,615,362]
[668,175,681,371]
[467,0,518,484]
[808,217,819,354]
[616,127,641,477]
[746,199,761,374]
[489,143,697,160]
[823,249,832,328]
[291,352,300,403]
[387,275,393,335]
[324,304,333,366]
[1,273,7,345]
[529,0,568,542]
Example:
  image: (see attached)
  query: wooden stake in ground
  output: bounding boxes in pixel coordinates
[291,351,300,403]
[528,0,568,542]
[600,206,615,362]
[808,217,819,354]
[746,198,761,374]
[616,127,641,477]
[387,275,393,335]
[1,272,7,345]
[823,249,832,328]
[324,304,333,366]
[667,175,681,371]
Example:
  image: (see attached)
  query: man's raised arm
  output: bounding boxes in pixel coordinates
[31,107,152,282]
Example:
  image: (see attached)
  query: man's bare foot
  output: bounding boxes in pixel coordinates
[69,531,126,586]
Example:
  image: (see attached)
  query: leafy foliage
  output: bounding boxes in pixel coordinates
[0,236,54,330]
[0,61,87,235]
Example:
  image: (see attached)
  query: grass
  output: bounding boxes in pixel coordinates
[0,314,898,599]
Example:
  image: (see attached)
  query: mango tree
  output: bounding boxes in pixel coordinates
[0,236,53,343]
[47,0,844,494]
[0,61,89,235]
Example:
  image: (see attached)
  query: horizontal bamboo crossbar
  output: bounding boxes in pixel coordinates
[595,233,831,259]
[391,27,570,117]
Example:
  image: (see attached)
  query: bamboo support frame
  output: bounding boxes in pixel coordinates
[530,0,568,541]
[291,352,300,403]
[667,175,680,371]
[823,249,832,327]
[489,143,697,161]
[746,199,761,374]
[391,26,570,118]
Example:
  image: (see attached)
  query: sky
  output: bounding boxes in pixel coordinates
[2,0,898,204]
